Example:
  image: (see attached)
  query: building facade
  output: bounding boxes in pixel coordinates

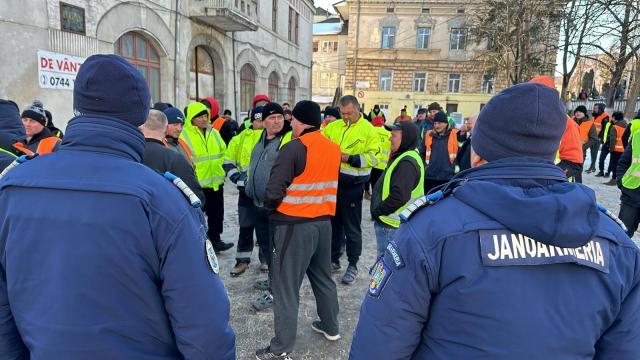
[311,17,348,109]
[334,0,509,120]
[0,0,313,129]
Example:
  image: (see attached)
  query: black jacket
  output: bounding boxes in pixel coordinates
[142,138,205,204]
[214,117,238,145]
[0,100,23,171]
[370,122,421,222]
[617,140,640,206]
[25,127,56,153]
[264,128,331,224]
[456,132,472,172]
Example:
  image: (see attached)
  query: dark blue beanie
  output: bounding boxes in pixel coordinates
[164,107,185,124]
[73,54,150,127]
[472,82,566,161]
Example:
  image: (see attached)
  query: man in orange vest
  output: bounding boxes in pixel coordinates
[574,106,597,163]
[590,103,610,174]
[604,112,627,186]
[258,100,341,360]
[16,100,60,155]
[421,111,459,194]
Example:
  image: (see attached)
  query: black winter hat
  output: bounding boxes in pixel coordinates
[612,112,624,121]
[574,105,589,117]
[292,100,321,127]
[432,111,448,124]
[21,100,47,126]
[262,102,284,120]
[417,108,427,114]
[324,107,341,119]
[472,82,566,162]
[427,102,441,112]
[251,106,264,122]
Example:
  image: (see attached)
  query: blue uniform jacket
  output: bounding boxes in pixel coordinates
[351,157,640,359]
[0,116,235,359]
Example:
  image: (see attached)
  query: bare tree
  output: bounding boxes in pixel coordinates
[623,58,640,118]
[468,0,563,86]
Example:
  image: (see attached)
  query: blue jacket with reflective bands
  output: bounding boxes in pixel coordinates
[350,157,640,360]
[0,116,235,359]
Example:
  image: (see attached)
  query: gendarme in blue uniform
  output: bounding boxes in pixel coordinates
[350,158,640,359]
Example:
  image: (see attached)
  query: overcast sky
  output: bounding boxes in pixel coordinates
[314,0,337,12]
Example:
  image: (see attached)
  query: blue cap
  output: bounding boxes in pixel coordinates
[472,82,566,161]
[164,107,185,125]
[73,54,150,127]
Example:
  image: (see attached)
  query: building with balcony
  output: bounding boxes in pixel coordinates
[311,16,348,109]
[0,0,314,129]
[333,0,513,120]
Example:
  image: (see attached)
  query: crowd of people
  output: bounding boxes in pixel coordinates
[0,55,638,360]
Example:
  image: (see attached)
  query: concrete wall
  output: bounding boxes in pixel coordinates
[0,0,313,130]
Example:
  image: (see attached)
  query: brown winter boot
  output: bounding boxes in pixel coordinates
[230,261,249,277]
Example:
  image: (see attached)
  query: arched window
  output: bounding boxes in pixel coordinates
[114,32,161,103]
[189,46,215,101]
[268,72,279,102]
[288,77,297,105]
[240,64,256,112]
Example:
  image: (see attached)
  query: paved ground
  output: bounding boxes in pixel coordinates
[217,166,639,360]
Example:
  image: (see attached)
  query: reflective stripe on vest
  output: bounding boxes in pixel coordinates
[613,125,626,152]
[603,122,612,143]
[181,127,226,190]
[0,147,17,159]
[378,149,425,228]
[593,112,608,135]
[424,128,458,165]
[212,117,225,131]
[277,131,341,218]
[622,135,640,189]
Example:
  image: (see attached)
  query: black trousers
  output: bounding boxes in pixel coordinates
[270,220,339,354]
[619,203,640,237]
[557,160,583,183]
[365,168,384,193]
[598,143,611,173]
[255,207,271,267]
[331,183,363,266]
[610,151,622,179]
[203,187,224,243]
[236,191,264,263]
[586,141,600,170]
[424,178,449,195]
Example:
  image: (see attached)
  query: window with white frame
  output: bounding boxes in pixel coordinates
[448,73,461,93]
[379,70,393,91]
[378,104,390,117]
[449,28,467,50]
[482,73,495,94]
[322,41,338,53]
[413,72,427,92]
[413,103,424,115]
[381,27,396,49]
[416,28,431,49]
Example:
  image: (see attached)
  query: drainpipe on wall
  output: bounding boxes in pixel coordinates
[352,0,361,95]
[174,0,180,106]
[232,31,239,119]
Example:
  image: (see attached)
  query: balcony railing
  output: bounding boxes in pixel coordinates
[190,0,258,32]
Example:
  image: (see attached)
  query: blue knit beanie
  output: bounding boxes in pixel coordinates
[472,82,566,161]
[164,107,185,125]
[73,54,150,127]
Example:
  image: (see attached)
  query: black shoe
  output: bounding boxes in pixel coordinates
[594,171,604,177]
[604,178,617,186]
[255,346,292,360]
[585,168,594,174]
[311,320,341,341]
[213,241,234,253]
[341,264,358,285]
[604,172,611,178]
[331,262,341,273]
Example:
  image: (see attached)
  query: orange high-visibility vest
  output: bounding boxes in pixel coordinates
[593,112,608,135]
[212,117,226,132]
[424,128,459,164]
[13,137,60,156]
[559,116,583,164]
[277,131,341,218]
[578,119,594,143]
[613,124,626,152]
[163,138,194,166]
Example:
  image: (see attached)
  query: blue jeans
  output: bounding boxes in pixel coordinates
[374,221,397,257]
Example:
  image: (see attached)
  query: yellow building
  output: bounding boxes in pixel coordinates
[334,0,507,121]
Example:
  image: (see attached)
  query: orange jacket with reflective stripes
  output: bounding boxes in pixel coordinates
[593,112,608,135]
[277,131,341,218]
[578,119,594,143]
[424,128,458,164]
[559,116,583,164]
[212,117,226,132]
[612,124,626,153]
[13,137,60,156]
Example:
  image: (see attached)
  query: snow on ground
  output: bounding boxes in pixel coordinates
[218,160,638,359]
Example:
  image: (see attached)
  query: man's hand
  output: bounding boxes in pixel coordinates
[341,153,350,163]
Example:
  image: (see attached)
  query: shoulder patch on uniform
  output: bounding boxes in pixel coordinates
[163,171,202,208]
[479,230,610,273]
[399,190,445,223]
[205,239,220,274]
[368,258,393,298]
[597,204,629,233]
[385,241,405,269]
